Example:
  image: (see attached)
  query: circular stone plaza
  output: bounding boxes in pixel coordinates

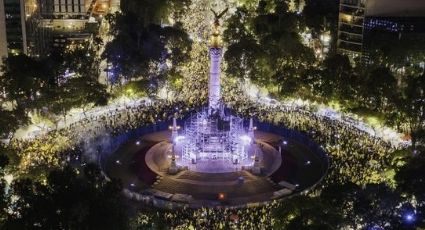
[101,18,329,208]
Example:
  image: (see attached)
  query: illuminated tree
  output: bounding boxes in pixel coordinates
[391,73,425,150]
[273,195,344,229]
[3,164,129,229]
[224,1,315,96]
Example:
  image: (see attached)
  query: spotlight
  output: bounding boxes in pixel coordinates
[174,136,185,142]
[403,212,415,223]
[240,135,252,144]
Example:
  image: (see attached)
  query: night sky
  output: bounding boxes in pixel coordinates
[366,0,425,16]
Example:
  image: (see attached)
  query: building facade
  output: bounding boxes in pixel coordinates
[0,0,7,62]
[28,0,93,56]
[0,0,27,65]
[337,0,366,60]
[39,0,87,18]
[337,0,425,62]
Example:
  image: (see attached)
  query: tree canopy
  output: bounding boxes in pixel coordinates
[2,164,129,230]
[224,0,314,97]
[102,2,192,90]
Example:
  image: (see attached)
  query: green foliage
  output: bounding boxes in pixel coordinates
[0,109,28,136]
[3,164,129,230]
[0,40,111,128]
[63,76,109,112]
[120,0,190,25]
[396,153,425,200]
[0,55,50,112]
[359,67,397,110]
[103,10,192,88]
[366,31,425,74]
[0,150,9,226]
[0,39,109,124]
[389,73,425,148]
[303,0,339,33]
[273,195,344,229]
[113,79,150,98]
[224,2,314,97]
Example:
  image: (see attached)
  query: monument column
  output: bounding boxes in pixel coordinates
[208,13,224,114]
[209,47,222,112]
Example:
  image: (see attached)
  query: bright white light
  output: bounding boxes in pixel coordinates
[174,136,185,142]
[244,80,259,99]
[4,174,13,185]
[202,119,208,126]
[320,34,331,44]
[157,84,174,100]
[403,212,416,223]
[240,135,252,144]
[136,141,140,145]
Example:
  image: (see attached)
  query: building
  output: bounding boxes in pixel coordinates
[0,0,91,61]
[363,17,425,36]
[0,1,7,63]
[27,0,98,56]
[363,16,425,69]
[365,0,425,17]
[337,0,425,61]
[39,0,87,18]
[337,0,366,59]
[0,0,27,66]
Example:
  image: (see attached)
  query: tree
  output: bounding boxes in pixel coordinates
[320,182,409,229]
[3,164,129,230]
[303,0,339,34]
[366,31,425,75]
[0,108,28,138]
[360,67,397,111]
[0,55,50,113]
[224,7,265,82]
[120,0,190,26]
[395,153,425,201]
[273,195,344,229]
[62,76,109,115]
[314,54,358,104]
[0,150,9,226]
[352,184,403,228]
[103,10,192,88]
[224,1,315,97]
[390,73,425,149]
[415,129,425,152]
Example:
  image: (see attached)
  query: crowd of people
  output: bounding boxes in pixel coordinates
[10,99,203,173]
[132,203,278,229]
[6,81,405,229]
[1,1,413,228]
[226,92,398,186]
[10,85,400,185]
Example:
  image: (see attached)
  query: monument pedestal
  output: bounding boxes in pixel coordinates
[168,156,179,175]
[251,154,262,175]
